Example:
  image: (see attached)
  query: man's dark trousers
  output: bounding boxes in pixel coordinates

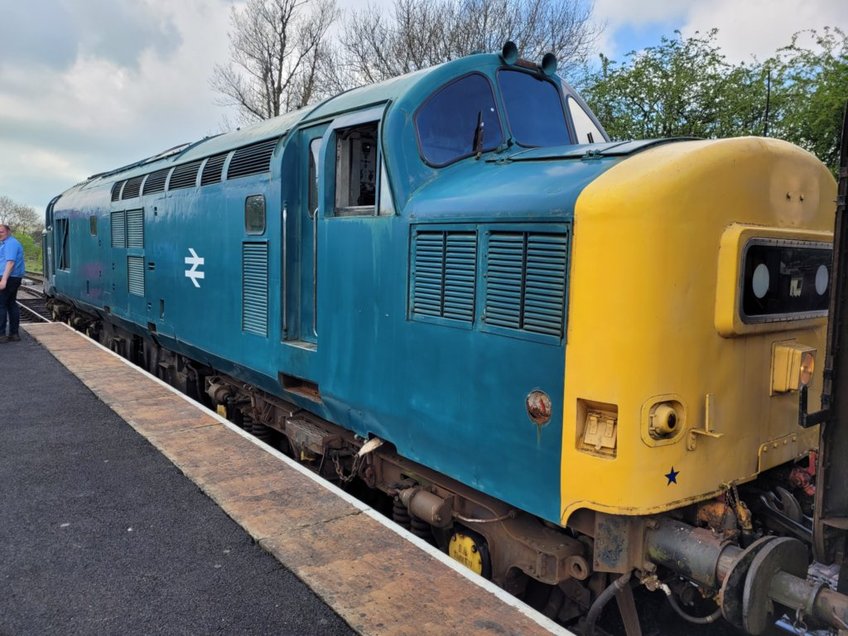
[0,276,22,336]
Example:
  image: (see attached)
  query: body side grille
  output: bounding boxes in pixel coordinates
[126,209,144,248]
[242,242,269,336]
[200,153,228,186]
[484,231,567,338]
[411,230,477,324]
[143,168,170,195]
[122,176,144,200]
[127,255,145,296]
[111,181,124,202]
[227,138,279,180]
[168,160,203,190]
[111,211,126,248]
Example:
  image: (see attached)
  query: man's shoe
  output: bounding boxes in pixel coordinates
[8,334,20,342]
[0,336,8,343]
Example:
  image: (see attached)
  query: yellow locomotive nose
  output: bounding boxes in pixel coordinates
[561,137,835,523]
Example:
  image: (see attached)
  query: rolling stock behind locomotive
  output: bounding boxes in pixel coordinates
[44,43,848,633]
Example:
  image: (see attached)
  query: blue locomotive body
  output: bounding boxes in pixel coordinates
[46,52,615,525]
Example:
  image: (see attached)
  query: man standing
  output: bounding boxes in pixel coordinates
[0,224,25,343]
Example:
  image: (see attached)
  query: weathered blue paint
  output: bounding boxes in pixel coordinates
[49,52,629,524]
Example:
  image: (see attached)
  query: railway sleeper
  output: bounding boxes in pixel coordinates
[51,299,848,634]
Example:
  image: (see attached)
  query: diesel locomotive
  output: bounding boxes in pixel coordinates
[43,42,848,633]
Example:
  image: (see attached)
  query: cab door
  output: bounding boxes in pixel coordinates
[282,124,327,347]
[43,196,59,292]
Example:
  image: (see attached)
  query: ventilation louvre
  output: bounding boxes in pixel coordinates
[127,256,145,296]
[126,209,144,248]
[227,138,279,179]
[411,230,477,324]
[111,211,126,248]
[200,153,228,186]
[111,181,124,202]
[484,232,567,338]
[143,168,170,195]
[523,234,568,336]
[169,160,202,190]
[121,176,144,200]
[242,242,269,336]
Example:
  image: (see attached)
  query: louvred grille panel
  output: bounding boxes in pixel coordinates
[122,176,143,200]
[169,160,202,190]
[242,242,269,336]
[143,168,170,195]
[227,138,278,179]
[201,153,228,186]
[411,230,477,324]
[484,231,567,338]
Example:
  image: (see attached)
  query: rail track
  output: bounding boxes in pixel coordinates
[17,271,51,323]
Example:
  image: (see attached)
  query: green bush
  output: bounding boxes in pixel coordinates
[15,233,42,274]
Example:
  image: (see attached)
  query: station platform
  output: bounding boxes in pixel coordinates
[3,323,567,635]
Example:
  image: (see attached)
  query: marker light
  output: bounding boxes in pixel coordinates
[800,351,815,387]
[771,343,817,393]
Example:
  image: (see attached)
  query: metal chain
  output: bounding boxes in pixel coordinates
[331,451,362,484]
[724,483,738,509]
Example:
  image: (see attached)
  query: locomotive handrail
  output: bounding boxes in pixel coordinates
[312,203,318,337]
[282,201,288,336]
[813,100,848,566]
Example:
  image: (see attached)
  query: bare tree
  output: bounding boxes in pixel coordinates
[336,0,601,86]
[0,196,41,236]
[211,0,339,124]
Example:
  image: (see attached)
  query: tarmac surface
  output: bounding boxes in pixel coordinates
[0,330,354,635]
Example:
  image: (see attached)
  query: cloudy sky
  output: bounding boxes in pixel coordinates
[0,0,845,216]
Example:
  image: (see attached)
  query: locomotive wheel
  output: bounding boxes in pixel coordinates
[741,537,807,634]
[719,536,775,628]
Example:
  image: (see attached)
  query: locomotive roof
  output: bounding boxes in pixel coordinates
[75,62,439,192]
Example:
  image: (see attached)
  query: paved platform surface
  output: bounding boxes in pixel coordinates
[4,323,565,635]
[1,329,353,635]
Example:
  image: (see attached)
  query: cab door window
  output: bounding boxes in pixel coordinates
[326,105,394,218]
[335,122,378,215]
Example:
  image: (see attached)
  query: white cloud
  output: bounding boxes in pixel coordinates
[20,149,88,184]
[594,0,695,28]
[681,0,848,62]
[0,0,237,212]
[593,0,848,62]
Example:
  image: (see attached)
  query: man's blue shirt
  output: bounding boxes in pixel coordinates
[0,236,25,277]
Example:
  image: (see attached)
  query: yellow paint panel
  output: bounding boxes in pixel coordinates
[561,138,836,523]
